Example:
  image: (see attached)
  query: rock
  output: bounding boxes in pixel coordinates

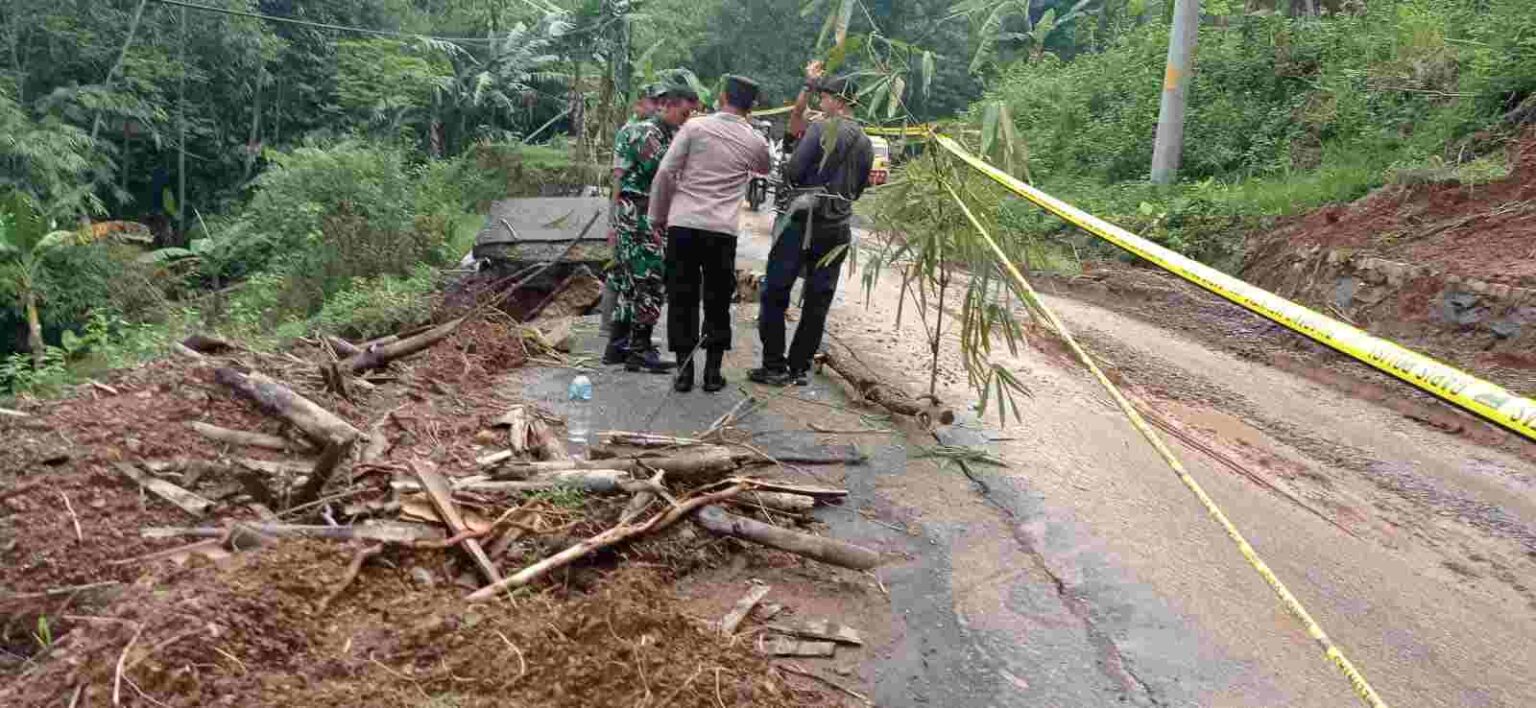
[1333,277,1358,310]
[411,567,436,587]
[1489,284,1513,300]
[1491,320,1522,339]
[1442,292,1484,326]
[1470,280,1489,295]
[1382,261,1409,287]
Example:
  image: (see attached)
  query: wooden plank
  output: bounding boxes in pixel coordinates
[412,461,502,585]
[720,583,772,636]
[762,636,836,657]
[766,618,864,646]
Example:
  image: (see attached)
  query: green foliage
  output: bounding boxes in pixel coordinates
[335,39,454,131]
[967,0,1536,267]
[308,265,440,341]
[0,90,103,219]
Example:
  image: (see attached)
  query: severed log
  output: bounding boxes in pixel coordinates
[141,522,444,543]
[325,336,363,358]
[732,491,816,513]
[113,463,213,516]
[467,483,750,601]
[412,461,502,585]
[291,440,351,509]
[720,583,771,636]
[694,506,880,570]
[188,422,312,453]
[345,317,464,374]
[172,342,207,362]
[819,348,955,426]
[181,334,237,354]
[215,368,361,445]
[0,406,30,418]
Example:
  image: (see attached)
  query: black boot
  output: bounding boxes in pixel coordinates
[602,321,631,365]
[702,349,727,392]
[624,324,676,373]
[673,358,695,392]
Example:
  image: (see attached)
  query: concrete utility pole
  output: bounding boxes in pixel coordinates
[1150,0,1200,185]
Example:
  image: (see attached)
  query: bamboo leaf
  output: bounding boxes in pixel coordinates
[887,75,906,119]
[980,102,1000,157]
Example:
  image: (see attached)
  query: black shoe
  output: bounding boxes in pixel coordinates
[673,360,695,392]
[624,325,675,373]
[747,367,793,386]
[702,350,727,392]
[791,369,810,386]
[626,347,676,373]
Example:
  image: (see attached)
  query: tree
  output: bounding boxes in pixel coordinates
[0,194,135,366]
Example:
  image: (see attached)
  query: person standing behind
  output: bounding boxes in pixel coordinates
[749,72,873,387]
[649,75,771,393]
[604,81,699,373]
[599,86,660,340]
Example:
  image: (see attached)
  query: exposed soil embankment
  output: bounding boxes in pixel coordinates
[1243,130,1536,395]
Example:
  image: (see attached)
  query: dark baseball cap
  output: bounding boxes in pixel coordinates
[815,74,858,102]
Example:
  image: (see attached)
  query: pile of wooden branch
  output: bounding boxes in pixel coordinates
[129,323,880,607]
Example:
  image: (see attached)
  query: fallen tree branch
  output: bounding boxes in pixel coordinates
[345,317,465,374]
[181,334,237,354]
[188,422,311,452]
[487,447,738,484]
[290,440,351,509]
[215,368,361,445]
[819,348,955,426]
[140,522,444,544]
[467,483,750,601]
[694,506,880,570]
[113,463,212,517]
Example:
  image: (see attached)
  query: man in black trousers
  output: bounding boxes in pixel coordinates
[750,72,873,386]
[649,75,772,392]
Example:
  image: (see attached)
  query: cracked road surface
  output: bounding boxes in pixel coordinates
[523,207,1536,707]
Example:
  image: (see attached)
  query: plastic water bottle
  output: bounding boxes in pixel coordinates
[566,374,593,459]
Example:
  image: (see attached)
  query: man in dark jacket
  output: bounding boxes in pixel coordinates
[750,73,873,386]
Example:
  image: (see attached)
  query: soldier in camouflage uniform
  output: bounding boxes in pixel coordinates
[599,88,659,338]
[603,80,699,372]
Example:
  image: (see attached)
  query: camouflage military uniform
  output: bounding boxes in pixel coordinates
[610,117,675,327]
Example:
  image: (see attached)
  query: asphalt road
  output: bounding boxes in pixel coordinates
[517,206,1536,707]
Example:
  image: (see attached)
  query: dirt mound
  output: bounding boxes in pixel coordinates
[3,542,812,707]
[1,313,845,706]
[1262,130,1536,282]
[1242,130,1536,398]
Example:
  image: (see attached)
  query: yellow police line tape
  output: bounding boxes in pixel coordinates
[931,133,1536,444]
[943,181,1393,708]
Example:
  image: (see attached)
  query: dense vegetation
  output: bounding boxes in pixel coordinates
[970,0,1536,268]
[2,0,1533,397]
